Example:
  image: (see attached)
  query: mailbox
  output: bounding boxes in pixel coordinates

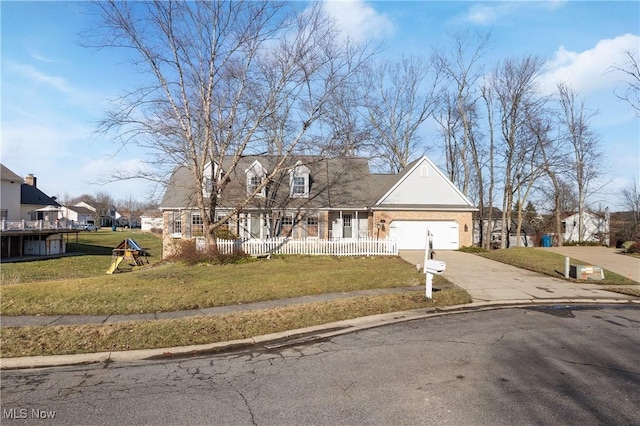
[424,259,446,275]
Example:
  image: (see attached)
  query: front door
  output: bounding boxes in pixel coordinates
[343,214,352,238]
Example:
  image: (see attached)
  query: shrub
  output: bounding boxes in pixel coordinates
[168,239,251,266]
[627,242,640,254]
[563,241,604,247]
[622,241,636,251]
[458,246,488,253]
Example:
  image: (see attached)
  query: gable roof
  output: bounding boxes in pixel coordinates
[374,156,476,210]
[1,164,22,182]
[64,205,95,215]
[21,183,60,207]
[160,155,476,212]
[161,156,376,210]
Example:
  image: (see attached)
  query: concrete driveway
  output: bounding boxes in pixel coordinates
[539,246,640,282]
[399,249,638,303]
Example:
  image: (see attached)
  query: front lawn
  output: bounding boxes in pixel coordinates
[1,289,472,358]
[1,256,435,316]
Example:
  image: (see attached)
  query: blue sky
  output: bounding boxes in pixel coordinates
[1,1,638,209]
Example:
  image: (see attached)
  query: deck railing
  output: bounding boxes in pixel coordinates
[195,237,398,256]
[0,220,79,232]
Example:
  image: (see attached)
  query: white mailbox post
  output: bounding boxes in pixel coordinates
[423,259,446,299]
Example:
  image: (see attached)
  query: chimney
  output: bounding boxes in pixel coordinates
[25,174,37,187]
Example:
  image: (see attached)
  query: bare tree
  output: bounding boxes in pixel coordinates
[620,179,640,239]
[433,31,490,245]
[556,83,602,243]
[362,55,440,172]
[528,107,569,245]
[609,50,640,116]
[490,56,545,248]
[89,1,373,249]
[480,78,496,249]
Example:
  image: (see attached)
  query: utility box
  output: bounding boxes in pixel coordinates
[570,264,604,281]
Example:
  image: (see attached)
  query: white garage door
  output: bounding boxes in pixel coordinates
[389,220,459,250]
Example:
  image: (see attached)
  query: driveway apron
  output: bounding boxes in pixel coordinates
[398,250,637,303]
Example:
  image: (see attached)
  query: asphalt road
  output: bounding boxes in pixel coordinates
[2,305,639,426]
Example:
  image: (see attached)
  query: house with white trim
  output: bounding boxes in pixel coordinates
[159,155,477,258]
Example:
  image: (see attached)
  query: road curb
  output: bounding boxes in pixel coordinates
[2,299,638,370]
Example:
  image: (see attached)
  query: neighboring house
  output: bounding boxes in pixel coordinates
[61,205,96,226]
[141,210,163,231]
[63,201,120,227]
[0,166,79,259]
[160,155,477,258]
[20,174,61,221]
[561,211,610,245]
[1,164,22,221]
[473,208,535,248]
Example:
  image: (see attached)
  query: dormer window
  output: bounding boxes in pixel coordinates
[202,161,221,198]
[290,162,310,198]
[245,160,267,197]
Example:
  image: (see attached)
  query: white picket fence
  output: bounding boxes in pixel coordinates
[195,237,398,256]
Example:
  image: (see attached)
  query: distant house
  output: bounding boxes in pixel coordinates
[473,207,535,248]
[141,210,163,232]
[160,155,477,258]
[561,211,610,245]
[1,166,80,260]
[61,205,96,226]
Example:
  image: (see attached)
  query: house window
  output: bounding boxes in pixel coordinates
[0,210,7,220]
[282,214,294,226]
[173,211,182,235]
[292,176,306,196]
[191,212,204,237]
[290,162,310,198]
[247,175,264,196]
[306,216,318,226]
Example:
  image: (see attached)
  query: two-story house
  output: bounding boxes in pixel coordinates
[1,165,80,259]
[160,155,477,258]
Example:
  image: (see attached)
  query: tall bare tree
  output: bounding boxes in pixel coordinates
[433,31,490,245]
[556,83,601,243]
[491,56,545,248]
[89,1,373,249]
[362,55,440,172]
[620,179,640,239]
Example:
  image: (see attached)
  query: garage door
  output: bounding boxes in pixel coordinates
[389,221,459,250]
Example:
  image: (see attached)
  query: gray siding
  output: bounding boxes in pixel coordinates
[379,159,468,206]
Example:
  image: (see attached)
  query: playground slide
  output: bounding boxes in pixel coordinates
[107,256,124,275]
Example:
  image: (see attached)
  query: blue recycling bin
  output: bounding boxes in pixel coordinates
[541,234,552,247]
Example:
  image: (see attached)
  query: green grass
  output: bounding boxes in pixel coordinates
[0,289,471,358]
[477,247,637,285]
[0,229,163,283]
[1,256,432,315]
[0,230,472,358]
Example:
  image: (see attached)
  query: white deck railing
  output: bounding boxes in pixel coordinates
[0,220,78,231]
[195,237,398,256]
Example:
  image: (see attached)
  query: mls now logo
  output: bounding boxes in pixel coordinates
[3,408,56,419]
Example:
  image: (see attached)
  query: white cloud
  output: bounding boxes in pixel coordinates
[465,5,501,25]
[463,1,567,25]
[322,0,395,42]
[539,33,640,95]
[7,62,73,94]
